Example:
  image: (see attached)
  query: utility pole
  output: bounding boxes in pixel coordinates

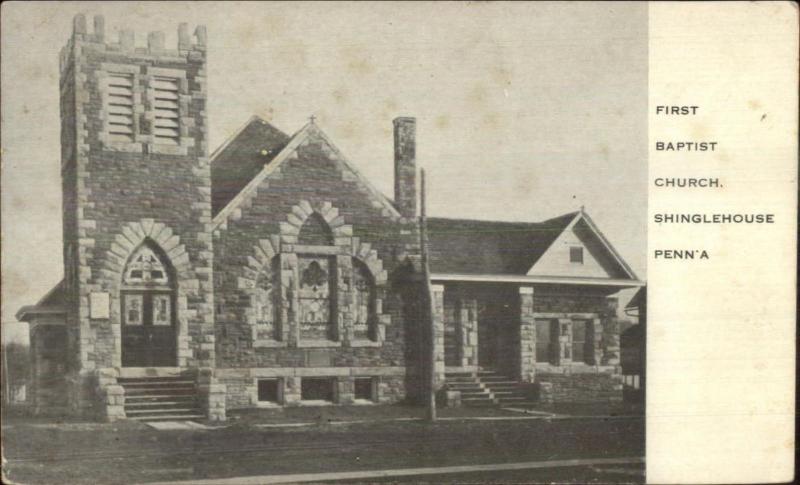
[3,341,11,405]
[419,169,437,422]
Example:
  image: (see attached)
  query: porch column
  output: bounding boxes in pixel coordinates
[601,297,621,365]
[431,284,446,390]
[518,286,536,383]
[457,298,478,367]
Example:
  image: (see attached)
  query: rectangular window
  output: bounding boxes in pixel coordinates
[152,295,171,326]
[257,379,280,403]
[569,246,584,264]
[301,377,334,401]
[123,294,143,325]
[572,320,587,362]
[354,377,375,401]
[298,256,336,341]
[535,319,556,363]
[106,73,135,142]
[152,77,180,145]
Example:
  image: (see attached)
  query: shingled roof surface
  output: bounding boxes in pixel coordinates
[426,212,578,275]
[16,279,66,320]
[211,117,292,215]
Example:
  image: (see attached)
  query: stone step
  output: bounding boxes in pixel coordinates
[482,382,519,389]
[118,376,194,383]
[123,387,197,395]
[126,407,200,416]
[446,382,483,389]
[119,380,196,387]
[445,376,478,382]
[125,395,198,402]
[491,390,522,396]
[126,400,199,408]
[461,398,495,406]
[459,390,491,397]
[128,414,206,422]
[479,376,515,382]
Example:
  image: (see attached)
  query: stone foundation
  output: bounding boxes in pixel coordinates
[216,367,406,409]
[536,371,623,403]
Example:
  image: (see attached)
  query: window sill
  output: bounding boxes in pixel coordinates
[298,400,334,406]
[534,362,611,373]
[255,401,282,408]
[297,340,341,348]
[253,340,288,348]
[150,143,188,156]
[349,339,381,348]
[101,141,144,153]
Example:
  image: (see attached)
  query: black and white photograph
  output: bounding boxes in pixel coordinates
[5,1,750,483]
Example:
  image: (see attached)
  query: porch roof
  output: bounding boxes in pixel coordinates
[16,279,66,322]
[426,212,577,275]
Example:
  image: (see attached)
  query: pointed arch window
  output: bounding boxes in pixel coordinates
[298,213,334,246]
[120,241,177,367]
[124,245,169,285]
[353,259,376,341]
[298,256,336,341]
[252,259,280,341]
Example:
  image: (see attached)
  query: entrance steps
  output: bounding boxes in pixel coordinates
[118,376,204,421]
[445,369,531,407]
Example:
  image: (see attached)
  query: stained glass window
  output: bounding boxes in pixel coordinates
[298,256,333,340]
[153,295,171,326]
[124,245,169,285]
[253,266,277,340]
[353,260,375,340]
[297,213,333,246]
[124,294,143,325]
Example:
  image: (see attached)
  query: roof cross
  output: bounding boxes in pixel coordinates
[309,114,317,124]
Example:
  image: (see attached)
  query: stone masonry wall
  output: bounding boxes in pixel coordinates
[532,286,623,403]
[536,372,623,404]
[213,126,422,407]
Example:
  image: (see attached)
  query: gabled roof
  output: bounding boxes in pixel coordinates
[16,279,66,322]
[427,212,577,275]
[526,210,639,280]
[428,210,641,286]
[210,116,292,215]
[625,286,647,310]
[211,118,401,229]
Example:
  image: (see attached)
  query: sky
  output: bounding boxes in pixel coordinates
[1,1,648,344]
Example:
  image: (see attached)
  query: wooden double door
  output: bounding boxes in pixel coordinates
[121,291,177,367]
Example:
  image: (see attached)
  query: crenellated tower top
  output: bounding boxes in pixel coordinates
[60,14,207,74]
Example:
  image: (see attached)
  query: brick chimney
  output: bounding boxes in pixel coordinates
[393,117,417,218]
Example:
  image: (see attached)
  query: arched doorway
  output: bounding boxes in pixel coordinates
[120,242,177,367]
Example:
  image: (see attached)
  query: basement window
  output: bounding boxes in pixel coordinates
[354,377,375,402]
[257,379,280,403]
[569,246,584,264]
[301,377,335,402]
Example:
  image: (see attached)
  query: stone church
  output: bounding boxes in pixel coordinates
[16,15,644,421]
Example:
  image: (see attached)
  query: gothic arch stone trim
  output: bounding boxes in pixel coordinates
[237,239,285,347]
[101,219,194,368]
[351,240,388,285]
[237,238,278,290]
[103,219,192,280]
[278,200,353,246]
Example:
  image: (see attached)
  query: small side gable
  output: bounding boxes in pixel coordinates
[527,212,637,280]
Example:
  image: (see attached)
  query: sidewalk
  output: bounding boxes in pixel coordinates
[144,457,645,485]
